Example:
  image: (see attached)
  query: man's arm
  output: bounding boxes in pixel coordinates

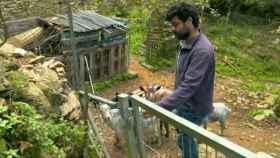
[159,48,212,111]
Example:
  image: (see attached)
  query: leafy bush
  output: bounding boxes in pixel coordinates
[0,102,87,158]
[209,0,280,18]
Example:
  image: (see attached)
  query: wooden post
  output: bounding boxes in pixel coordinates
[109,46,115,77]
[118,44,122,73]
[65,0,80,89]
[0,8,8,47]
[99,49,104,80]
[124,43,129,72]
[118,94,139,158]
[80,55,85,87]
[89,50,95,81]
[131,99,147,158]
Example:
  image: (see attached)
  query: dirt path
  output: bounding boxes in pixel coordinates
[100,56,280,158]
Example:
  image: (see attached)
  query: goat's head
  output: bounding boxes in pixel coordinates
[139,84,162,101]
[99,104,112,121]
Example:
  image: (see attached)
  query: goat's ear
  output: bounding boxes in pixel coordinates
[139,86,147,92]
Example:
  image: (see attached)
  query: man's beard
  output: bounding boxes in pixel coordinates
[173,28,190,40]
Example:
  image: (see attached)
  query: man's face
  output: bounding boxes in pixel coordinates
[170,16,192,40]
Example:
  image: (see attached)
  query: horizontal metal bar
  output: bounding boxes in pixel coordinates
[79,91,117,106]
[130,95,258,158]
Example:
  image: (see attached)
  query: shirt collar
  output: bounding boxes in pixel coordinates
[180,32,201,52]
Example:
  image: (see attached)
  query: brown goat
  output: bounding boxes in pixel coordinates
[139,84,171,138]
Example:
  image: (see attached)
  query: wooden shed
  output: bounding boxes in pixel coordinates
[49,11,129,82]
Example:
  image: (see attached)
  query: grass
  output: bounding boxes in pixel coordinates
[127,13,280,94]
[203,17,280,94]
[87,72,138,93]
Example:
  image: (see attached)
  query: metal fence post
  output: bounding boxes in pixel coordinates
[118,94,139,158]
[131,99,147,158]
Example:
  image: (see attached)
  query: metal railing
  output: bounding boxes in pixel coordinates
[129,94,260,158]
[80,91,266,158]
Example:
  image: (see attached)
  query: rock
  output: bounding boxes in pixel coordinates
[6,71,52,113]
[18,141,33,153]
[56,67,65,74]
[21,83,52,114]
[257,104,270,109]
[6,63,20,72]
[14,48,28,57]
[6,71,29,96]
[0,98,6,106]
[21,64,34,70]
[20,65,65,107]
[0,138,7,153]
[0,42,17,57]
[245,123,258,129]
[28,56,45,64]
[43,59,64,70]
[60,91,81,121]
[0,77,10,93]
[273,96,280,118]
[254,115,266,121]
[0,42,34,58]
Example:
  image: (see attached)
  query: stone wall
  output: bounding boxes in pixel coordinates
[0,0,64,21]
[0,0,67,36]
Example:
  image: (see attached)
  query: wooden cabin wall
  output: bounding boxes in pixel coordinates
[65,42,128,85]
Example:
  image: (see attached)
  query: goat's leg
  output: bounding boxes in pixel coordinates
[220,120,225,136]
[160,120,164,136]
[203,122,208,129]
[160,120,169,138]
[164,122,169,138]
[114,135,122,149]
[157,119,162,147]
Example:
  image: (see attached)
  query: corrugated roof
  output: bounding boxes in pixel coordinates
[50,10,127,32]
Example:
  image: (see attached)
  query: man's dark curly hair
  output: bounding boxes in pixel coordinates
[166,2,200,28]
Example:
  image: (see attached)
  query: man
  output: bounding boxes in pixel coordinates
[158,3,215,158]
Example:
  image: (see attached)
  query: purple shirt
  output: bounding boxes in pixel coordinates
[159,33,215,116]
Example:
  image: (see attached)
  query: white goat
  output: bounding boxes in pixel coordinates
[99,103,159,147]
[140,85,171,138]
[203,102,232,136]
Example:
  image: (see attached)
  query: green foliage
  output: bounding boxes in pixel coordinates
[209,0,280,18]
[248,108,274,119]
[0,102,87,158]
[205,18,280,93]
[6,71,29,90]
[128,7,151,54]
[141,57,176,71]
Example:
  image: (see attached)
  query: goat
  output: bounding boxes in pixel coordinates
[99,103,159,148]
[140,84,171,138]
[203,102,231,136]
[140,84,232,136]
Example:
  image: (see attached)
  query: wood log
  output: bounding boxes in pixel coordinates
[7,27,44,48]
